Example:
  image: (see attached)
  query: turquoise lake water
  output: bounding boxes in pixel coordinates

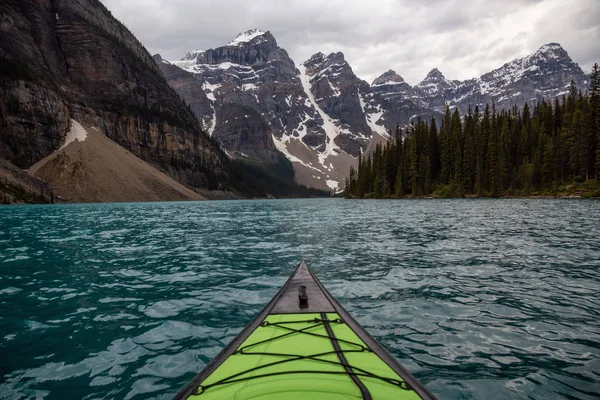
[1,199,599,399]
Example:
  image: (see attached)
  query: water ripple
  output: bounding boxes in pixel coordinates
[0,199,599,399]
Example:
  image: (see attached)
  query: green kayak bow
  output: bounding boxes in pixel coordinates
[175,260,436,400]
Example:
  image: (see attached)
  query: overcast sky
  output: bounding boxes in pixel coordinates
[101,0,599,86]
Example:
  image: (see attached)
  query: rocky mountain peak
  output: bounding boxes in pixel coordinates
[328,52,346,63]
[534,42,566,57]
[412,42,588,114]
[152,53,163,63]
[372,70,406,86]
[227,29,273,47]
[371,69,413,104]
[303,52,327,68]
[182,48,205,61]
[425,68,445,80]
[528,43,576,67]
[303,52,348,70]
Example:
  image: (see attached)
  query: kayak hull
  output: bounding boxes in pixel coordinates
[176,261,436,400]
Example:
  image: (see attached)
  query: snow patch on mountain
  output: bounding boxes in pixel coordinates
[373,81,405,87]
[228,29,267,46]
[202,82,220,136]
[325,180,339,191]
[298,64,340,165]
[359,94,389,138]
[182,49,204,61]
[60,120,88,150]
[170,59,198,73]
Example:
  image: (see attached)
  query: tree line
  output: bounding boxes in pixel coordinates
[345,64,600,198]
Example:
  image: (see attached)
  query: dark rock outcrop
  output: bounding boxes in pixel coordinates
[0,157,55,204]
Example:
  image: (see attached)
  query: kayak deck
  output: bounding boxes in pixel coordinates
[176,261,435,400]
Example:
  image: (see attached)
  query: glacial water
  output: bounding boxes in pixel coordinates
[0,199,599,399]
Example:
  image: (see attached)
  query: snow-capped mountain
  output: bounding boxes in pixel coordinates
[399,43,588,113]
[156,30,422,191]
[472,43,587,111]
[165,30,323,165]
[156,34,589,191]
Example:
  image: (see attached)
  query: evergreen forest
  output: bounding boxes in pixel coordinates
[345,64,600,199]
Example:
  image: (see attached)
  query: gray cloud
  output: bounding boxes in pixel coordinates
[101,0,599,85]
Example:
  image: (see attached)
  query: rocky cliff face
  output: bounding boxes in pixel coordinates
[301,52,372,156]
[371,70,412,102]
[0,0,227,190]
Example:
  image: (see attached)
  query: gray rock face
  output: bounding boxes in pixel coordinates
[153,55,214,134]
[214,104,279,164]
[302,52,373,156]
[0,0,227,190]
[163,31,405,190]
[371,70,412,102]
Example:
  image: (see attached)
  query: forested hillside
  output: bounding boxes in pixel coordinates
[345,65,600,198]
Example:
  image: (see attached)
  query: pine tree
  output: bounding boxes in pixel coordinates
[476,105,491,194]
[462,107,476,193]
[589,63,600,179]
[429,118,440,185]
[348,166,357,196]
[451,109,464,195]
[382,175,391,197]
[596,98,600,179]
[541,135,556,188]
[590,63,600,97]
[364,155,372,196]
[569,80,578,105]
[440,106,452,184]
[409,132,419,195]
[571,109,585,180]
[394,165,404,197]
[356,153,363,197]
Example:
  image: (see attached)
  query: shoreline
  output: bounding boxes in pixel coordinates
[3,194,599,206]
[344,193,599,200]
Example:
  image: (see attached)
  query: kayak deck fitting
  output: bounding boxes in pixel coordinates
[176,260,436,400]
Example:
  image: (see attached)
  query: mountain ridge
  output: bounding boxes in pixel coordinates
[158,32,589,192]
[374,42,588,113]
